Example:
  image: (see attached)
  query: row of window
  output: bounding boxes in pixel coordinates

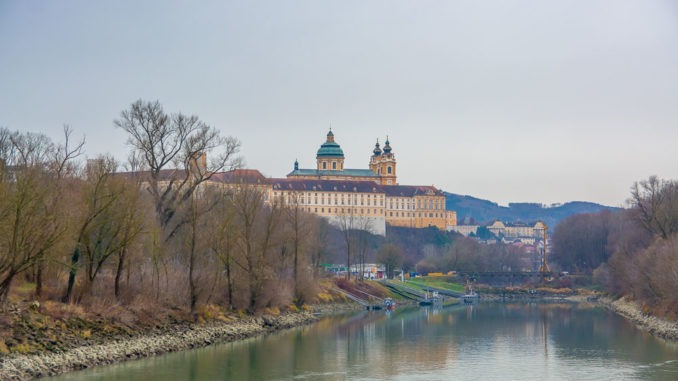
[304,207,444,219]
[271,192,445,211]
[387,198,444,211]
[321,161,344,170]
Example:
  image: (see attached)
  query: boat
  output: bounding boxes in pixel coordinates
[463,279,479,304]
[419,290,443,306]
[463,293,479,304]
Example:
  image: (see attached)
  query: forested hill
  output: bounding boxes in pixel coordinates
[445,192,619,228]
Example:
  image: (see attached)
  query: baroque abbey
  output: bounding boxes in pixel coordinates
[265,130,457,235]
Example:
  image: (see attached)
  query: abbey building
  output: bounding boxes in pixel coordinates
[266,130,457,235]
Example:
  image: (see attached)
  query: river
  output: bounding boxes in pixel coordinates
[50,302,678,380]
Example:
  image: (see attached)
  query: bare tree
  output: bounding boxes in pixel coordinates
[63,156,122,302]
[630,176,678,239]
[282,190,313,304]
[114,100,241,240]
[309,218,331,276]
[113,157,147,300]
[231,183,282,312]
[336,206,357,280]
[354,216,374,281]
[209,189,237,307]
[0,128,81,302]
[376,244,403,279]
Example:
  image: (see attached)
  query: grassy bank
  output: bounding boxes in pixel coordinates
[405,277,465,293]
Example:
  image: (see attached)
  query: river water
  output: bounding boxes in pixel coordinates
[51,302,678,380]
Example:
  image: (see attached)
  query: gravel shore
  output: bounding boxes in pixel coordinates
[597,296,678,341]
[0,311,318,381]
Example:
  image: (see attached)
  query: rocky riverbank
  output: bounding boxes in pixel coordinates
[0,310,320,381]
[597,296,678,341]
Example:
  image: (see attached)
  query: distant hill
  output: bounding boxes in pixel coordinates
[445,192,619,229]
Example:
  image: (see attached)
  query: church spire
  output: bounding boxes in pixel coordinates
[383,136,392,153]
[373,138,382,156]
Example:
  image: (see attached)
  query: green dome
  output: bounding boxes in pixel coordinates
[316,141,344,157]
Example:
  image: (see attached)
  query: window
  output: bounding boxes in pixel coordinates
[323,162,327,169]
[387,166,392,174]
[322,208,324,213]
[315,208,318,212]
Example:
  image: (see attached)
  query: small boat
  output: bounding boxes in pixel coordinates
[463,279,479,304]
[420,290,442,306]
[463,293,479,304]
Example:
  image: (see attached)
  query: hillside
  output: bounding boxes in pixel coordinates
[445,192,619,228]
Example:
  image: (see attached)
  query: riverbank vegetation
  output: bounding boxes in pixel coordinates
[0,101,448,358]
[1,101,368,358]
[551,176,678,318]
[0,101,329,317]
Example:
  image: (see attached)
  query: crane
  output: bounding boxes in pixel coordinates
[539,222,550,273]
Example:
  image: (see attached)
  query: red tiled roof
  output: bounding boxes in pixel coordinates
[268,178,442,197]
[210,169,268,184]
[115,168,187,181]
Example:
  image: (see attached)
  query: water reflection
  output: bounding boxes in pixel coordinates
[51,302,678,381]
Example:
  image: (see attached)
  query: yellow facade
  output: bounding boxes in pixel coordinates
[268,184,450,230]
[272,131,457,230]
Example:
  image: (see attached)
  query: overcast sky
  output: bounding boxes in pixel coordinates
[1,0,676,207]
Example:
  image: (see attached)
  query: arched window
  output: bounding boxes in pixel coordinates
[332,162,337,169]
[387,166,392,174]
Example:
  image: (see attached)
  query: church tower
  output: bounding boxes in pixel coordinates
[369,137,397,185]
[316,129,345,171]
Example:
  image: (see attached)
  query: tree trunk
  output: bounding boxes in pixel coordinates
[189,229,197,314]
[35,263,43,298]
[225,256,233,307]
[63,240,81,302]
[0,271,16,304]
[293,220,300,305]
[114,248,127,300]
